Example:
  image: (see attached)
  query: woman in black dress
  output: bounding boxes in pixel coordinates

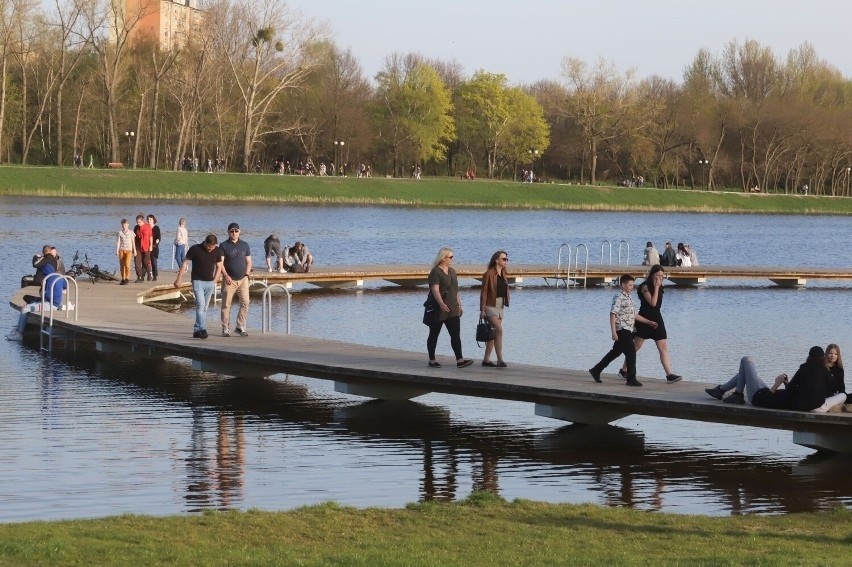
[426,247,473,369]
[147,214,161,282]
[621,264,682,383]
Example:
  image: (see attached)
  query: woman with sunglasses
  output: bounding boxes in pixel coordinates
[426,247,473,369]
[479,250,510,368]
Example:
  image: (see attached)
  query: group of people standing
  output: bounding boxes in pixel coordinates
[115,214,162,285]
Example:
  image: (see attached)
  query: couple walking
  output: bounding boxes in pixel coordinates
[425,248,509,369]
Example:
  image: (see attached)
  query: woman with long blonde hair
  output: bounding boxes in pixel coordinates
[426,247,473,369]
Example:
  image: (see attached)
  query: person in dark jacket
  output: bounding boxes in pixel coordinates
[659,242,677,267]
[704,347,844,412]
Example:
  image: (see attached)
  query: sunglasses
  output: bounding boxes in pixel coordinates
[446,255,454,259]
[229,229,240,233]
[500,257,509,261]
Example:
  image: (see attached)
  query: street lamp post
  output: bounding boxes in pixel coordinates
[124,131,135,168]
[334,140,345,176]
[698,159,709,189]
[846,167,851,197]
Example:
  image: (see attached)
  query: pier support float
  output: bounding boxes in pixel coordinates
[792,431,852,453]
[667,276,707,286]
[311,279,364,290]
[191,359,280,379]
[583,277,609,287]
[334,381,431,401]
[96,340,162,357]
[770,278,806,288]
[535,402,631,425]
[384,278,429,287]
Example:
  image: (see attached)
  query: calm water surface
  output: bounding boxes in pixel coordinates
[2,196,852,521]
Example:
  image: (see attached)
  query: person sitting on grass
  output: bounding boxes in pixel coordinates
[704,348,846,412]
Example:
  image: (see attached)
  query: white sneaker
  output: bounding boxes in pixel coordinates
[278,268,285,273]
[6,330,23,341]
[268,268,274,273]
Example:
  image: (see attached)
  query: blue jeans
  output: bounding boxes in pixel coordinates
[191,279,216,332]
[720,356,769,402]
[174,244,186,268]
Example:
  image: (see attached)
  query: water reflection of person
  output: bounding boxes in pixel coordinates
[471,448,500,494]
[185,408,245,510]
[420,441,459,501]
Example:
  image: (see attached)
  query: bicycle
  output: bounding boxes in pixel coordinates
[66,250,119,284]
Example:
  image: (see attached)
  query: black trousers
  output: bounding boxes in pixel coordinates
[592,329,636,379]
[427,316,463,360]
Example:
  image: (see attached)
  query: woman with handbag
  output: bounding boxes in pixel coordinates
[426,247,473,369]
[479,250,510,368]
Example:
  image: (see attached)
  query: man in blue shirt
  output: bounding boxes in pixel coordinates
[219,222,252,337]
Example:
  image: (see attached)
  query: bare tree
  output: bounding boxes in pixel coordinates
[212,0,322,171]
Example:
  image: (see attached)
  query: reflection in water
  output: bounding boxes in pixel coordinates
[5,343,852,521]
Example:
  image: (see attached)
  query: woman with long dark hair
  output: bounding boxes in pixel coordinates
[620,264,682,383]
[825,343,846,404]
[147,214,161,282]
[426,247,473,369]
[480,250,510,368]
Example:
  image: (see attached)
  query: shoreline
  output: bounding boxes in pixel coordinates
[1,166,850,215]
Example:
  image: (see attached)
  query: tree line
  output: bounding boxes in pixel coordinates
[1,0,850,194]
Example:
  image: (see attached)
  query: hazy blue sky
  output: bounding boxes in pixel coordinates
[289,0,852,85]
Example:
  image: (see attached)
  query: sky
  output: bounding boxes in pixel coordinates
[289,0,852,85]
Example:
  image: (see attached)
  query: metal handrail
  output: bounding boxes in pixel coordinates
[260,283,292,334]
[40,273,78,353]
[555,243,572,288]
[574,244,589,288]
[617,240,630,265]
[600,239,612,265]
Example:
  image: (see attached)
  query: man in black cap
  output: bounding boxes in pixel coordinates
[219,222,252,336]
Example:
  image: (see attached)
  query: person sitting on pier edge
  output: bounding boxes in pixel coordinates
[643,242,660,266]
[219,223,252,337]
[825,343,847,405]
[480,250,510,368]
[618,264,682,383]
[8,263,67,341]
[675,243,692,267]
[426,247,473,369]
[173,234,223,340]
[589,274,658,387]
[659,242,676,267]
[264,234,284,273]
[704,348,846,412]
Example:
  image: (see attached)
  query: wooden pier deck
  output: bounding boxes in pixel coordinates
[9,268,852,453]
[139,263,852,302]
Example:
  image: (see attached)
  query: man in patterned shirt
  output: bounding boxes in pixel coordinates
[589,274,658,387]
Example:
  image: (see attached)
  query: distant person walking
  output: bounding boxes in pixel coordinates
[479,250,510,368]
[174,234,223,339]
[219,222,252,337]
[174,218,188,268]
[426,247,473,369]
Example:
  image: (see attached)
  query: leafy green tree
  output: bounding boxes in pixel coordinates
[373,53,454,176]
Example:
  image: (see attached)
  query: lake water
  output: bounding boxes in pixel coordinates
[2,196,852,521]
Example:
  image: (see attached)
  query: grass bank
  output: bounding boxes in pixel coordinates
[0,495,850,565]
[1,165,850,215]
